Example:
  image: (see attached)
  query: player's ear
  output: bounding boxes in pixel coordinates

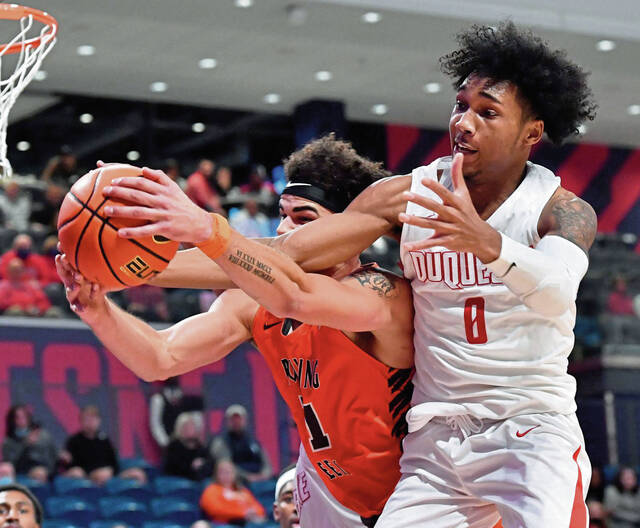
[523,119,544,146]
[273,503,280,521]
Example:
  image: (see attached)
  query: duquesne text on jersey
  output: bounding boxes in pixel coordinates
[281,358,320,389]
[409,249,503,290]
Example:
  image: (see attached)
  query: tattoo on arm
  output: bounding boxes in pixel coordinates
[227,249,276,284]
[547,196,597,254]
[353,270,397,298]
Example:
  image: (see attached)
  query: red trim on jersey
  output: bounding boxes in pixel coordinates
[569,446,588,528]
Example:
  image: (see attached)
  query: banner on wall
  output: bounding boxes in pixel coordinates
[0,318,300,471]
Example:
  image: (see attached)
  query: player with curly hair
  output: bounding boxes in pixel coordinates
[99,21,596,528]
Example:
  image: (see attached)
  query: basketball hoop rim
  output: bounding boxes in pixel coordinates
[0,3,58,55]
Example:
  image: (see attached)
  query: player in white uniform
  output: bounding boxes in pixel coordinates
[96,21,596,528]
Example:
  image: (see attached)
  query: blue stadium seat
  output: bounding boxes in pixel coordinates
[150,498,200,525]
[119,457,158,481]
[16,475,51,505]
[46,496,97,525]
[99,497,150,526]
[90,522,129,528]
[42,522,80,528]
[53,476,103,502]
[153,476,200,502]
[105,477,154,502]
[248,478,277,499]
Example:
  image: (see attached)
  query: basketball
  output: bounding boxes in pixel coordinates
[57,164,179,289]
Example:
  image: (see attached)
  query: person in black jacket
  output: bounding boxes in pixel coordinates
[164,412,214,481]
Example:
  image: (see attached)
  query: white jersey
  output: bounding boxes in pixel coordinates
[400,156,578,428]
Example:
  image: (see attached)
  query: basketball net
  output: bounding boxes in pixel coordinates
[0,4,57,179]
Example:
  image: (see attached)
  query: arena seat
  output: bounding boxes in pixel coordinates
[46,496,97,525]
[105,477,154,502]
[152,476,201,502]
[42,521,80,528]
[53,476,103,502]
[142,523,187,528]
[150,498,200,525]
[16,475,51,506]
[120,457,158,481]
[99,497,149,526]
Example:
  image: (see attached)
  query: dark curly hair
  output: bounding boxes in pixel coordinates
[439,21,597,144]
[284,134,390,211]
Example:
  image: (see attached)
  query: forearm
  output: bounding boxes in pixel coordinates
[274,210,394,271]
[214,231,311,317]
[150,247,236,289]
[485,234,588,317]
[82,298,170,381]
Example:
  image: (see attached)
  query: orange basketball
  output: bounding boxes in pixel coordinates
[57,164,179,289]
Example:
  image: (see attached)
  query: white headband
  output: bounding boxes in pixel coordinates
[275,467,297,501]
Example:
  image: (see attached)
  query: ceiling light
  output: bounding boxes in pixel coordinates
[198,58,218,69]
[362,11,382,24]
[192,122,206,133]
[79,113,94,124]
[371,104,388,115]
[263,93,281,104]
[423,82,442,94]
[235,0,253,7]
[150,81,168,93]
[596,40,616,52]
[16,141,30,152]
[34,70,47,81]
[314,70,333,82]
[76,45,95,56]
[628,104,640,116]
[577,124,588,135]
[127,150,141,161]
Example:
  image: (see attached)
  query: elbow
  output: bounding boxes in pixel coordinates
[522,282,573,317]
[140,342,178,382]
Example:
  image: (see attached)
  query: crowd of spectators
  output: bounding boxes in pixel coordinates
[587,466,640,528]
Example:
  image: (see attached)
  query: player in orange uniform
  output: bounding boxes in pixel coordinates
[58,136,414,527]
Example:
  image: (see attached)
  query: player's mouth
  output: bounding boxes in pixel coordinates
[453,141,478,156]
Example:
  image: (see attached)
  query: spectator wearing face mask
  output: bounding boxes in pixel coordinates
[0,258,54,317]
[0,234,48,284]
[0,181,31,232]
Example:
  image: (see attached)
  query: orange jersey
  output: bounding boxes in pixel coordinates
[252,306,413,518]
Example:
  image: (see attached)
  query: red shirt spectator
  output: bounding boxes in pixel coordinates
[607,277,635,316]
[186,159,223,213]
[0,258,51,315]
[38,236,63,285]
[0,234,49,283]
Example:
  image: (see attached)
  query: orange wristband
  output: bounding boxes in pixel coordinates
[195,213,232,259]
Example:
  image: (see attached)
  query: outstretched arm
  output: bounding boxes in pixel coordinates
[149,247,236,289]
[56,254,256,381]
[274,175,411,271]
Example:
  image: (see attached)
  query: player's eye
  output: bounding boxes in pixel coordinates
[454,100,467,111]
[483,109,498,118]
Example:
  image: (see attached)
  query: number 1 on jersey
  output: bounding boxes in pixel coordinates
[464,297,487,344]
[300,396,331,451]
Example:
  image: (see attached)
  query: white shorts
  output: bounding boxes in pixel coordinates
[377,412,591,528]
[294,444,365,528]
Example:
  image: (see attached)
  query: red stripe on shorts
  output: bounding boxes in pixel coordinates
[569,446,588,528]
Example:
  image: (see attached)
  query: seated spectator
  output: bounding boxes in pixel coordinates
[237,164,277,210]
[200,460,266,525]
[273,467,298,528]
[215,165,233,200]
[30,183,65,231]
[607,277,635,316]
[229,199,272,238]
[604,466,640,528]
[164,158,186,190]
[210,405,272,483]
[0,482,44,527]
[1,405,59,483]
[41,145,78,187]
[164,412,213,481]
[64,405,146,485]
[0,258,56,317]
[0,181,31,232]
[0,234,48,283]
[149,377,204,449]
[123,284,170,322]
[588,499,608,528]
[39,236,62,286]
[186,159,225,214]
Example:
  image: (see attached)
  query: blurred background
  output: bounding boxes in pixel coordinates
[0,1,639,527]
